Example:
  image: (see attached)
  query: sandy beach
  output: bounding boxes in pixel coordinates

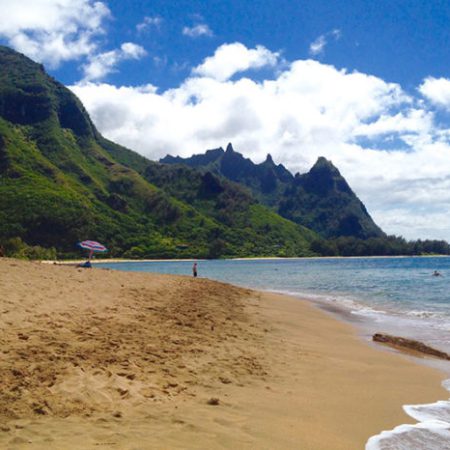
[0,258,447,449]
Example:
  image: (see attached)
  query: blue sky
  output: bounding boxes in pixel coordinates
[2,0,450,241]
[26,0,450,91]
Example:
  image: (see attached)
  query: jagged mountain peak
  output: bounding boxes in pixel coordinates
[310,156,339,173]
[300,157,351,196]
[225,142,234,153]
[161,143,294,203]
[160,146,225,167]
[162,145,383,239]
[312,156,333,167]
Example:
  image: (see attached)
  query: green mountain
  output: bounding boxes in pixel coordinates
[161,143,293,207]
[0,45,317,259]
[278,157,384,238]
[161,144,384,239]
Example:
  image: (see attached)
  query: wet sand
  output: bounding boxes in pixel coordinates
[0,258,447,449]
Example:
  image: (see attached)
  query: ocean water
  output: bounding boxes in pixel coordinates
[96,256,450,449]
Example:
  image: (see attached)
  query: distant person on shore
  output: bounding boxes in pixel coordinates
[432,270,442,277]
[77,260,92,268]
[193,262,198,278]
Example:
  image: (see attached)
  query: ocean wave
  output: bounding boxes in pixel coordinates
[406,310,443,319]
[268,288,450,332]
[350,307,387,317]
[267,288,382,314]
[366,379,450,450]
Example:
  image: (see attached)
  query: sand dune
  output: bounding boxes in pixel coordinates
[0,259,447,449]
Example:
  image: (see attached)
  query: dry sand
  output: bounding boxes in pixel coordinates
[0,258,448,449]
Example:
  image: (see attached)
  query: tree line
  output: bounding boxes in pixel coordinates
[311,235,450,257]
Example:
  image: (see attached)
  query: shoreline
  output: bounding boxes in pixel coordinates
[42,253,450,265]
[0,258,448,448]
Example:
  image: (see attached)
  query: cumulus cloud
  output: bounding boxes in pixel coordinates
[182,24,213,38]
[0,0,147,79]
[192,42,280,81]
[309,29,341,56]
[0,0,110,67]
[121,42,146,59]
[81,42,146,81]
[70,43,450,241]
[72,55,403,162]
[419,77,450,109]
[353,109,433,138]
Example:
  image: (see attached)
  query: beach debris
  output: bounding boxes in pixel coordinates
[32,402,50,415]
[219,376,231,384]
[33,406,47,415]
[373,333,450,360]
[207,397,220,406]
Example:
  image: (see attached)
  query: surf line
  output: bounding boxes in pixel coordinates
[366,378,450,450]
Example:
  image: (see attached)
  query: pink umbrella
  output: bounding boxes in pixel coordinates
[78,240,108,260]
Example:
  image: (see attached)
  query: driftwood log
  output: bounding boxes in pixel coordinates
[373,333,450,360]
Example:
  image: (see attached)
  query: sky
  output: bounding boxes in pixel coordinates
[2,0,450,241]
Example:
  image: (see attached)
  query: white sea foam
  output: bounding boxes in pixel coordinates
[350,307,387,318]
[270,288,385,316]
[405,401,450,423]
[406,310,442,319]
[366,379,450,450]
[366,421,450,450]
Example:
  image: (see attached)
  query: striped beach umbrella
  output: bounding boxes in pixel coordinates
[78,240,108,259]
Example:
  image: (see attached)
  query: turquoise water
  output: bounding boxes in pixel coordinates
[97,256,450,449]
[97,256,450,352]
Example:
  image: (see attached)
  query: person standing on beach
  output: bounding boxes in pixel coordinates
[193,262,198,277]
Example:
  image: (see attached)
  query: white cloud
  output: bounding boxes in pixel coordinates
[70,43,450,241]
[354,109,433,138]
[309,29,341,56]
[73,55,402,162]
[182,24,213,38]
[121,42,146,59]
[81,42,146,81]
[136,16,163,33]
[419,77,450,109]
[309,35,327,56]
[192,42,280,81]
[0,0,110,67]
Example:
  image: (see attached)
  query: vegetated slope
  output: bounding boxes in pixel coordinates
[161,144,384,239]
[143,162,316,257]
[0,45,317,258]
[278,157,384,239]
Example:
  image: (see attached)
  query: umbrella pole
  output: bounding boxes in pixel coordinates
[88,249,94,260]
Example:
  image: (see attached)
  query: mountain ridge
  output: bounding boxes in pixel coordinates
[0,45,316,259]
[161,144,384,239]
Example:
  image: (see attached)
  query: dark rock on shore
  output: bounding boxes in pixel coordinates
[373,333,450,360]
